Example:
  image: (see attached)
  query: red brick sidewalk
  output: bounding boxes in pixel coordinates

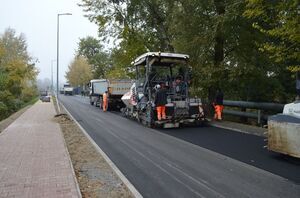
[0,101,81,198]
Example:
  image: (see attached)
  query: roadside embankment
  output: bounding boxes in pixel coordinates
[0,97,38,133]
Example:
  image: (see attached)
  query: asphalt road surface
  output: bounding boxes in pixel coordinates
[60,95,300,198]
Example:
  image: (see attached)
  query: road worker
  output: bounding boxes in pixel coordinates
[154,83,167,121]
[103,91,108,112]
[174,75,186,96]
[213,88,224,121]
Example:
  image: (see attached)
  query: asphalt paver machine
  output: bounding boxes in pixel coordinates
[121,52,205,128]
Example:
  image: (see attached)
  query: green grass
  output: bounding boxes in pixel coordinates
[0,96,39,122]
[21,97,39,108]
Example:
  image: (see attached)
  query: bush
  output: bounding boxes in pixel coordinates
[11,99,24,111]
[21,86,38,103]
[0,102,8,120]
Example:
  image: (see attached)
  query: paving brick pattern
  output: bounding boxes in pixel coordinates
[0,101,81,198]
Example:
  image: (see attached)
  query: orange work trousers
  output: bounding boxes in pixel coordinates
[156,106,166,121]
[103,100,108,112]
[214,105,224,120]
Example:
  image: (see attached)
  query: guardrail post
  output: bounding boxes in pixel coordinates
[257,110,261,125]
[241,107,247,123]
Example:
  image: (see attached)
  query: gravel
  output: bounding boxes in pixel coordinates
[53,103,133,198]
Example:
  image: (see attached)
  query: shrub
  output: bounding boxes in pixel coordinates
[21,86,38,103]
[0,102,8,120]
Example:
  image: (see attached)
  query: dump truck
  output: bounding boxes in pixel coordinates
[121,52,205,128]
[88,79,133,110]
[267,100,300,158]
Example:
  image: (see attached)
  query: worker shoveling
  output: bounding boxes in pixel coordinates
[121,52,206,128]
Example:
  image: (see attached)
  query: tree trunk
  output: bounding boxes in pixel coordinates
[146,0,174,52]
[208,0,226,117]
[213,0,225,67]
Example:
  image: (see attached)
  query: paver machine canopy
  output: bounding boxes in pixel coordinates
[133,52,190,100]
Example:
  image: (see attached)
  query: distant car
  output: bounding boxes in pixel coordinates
[40,91,50,102]
[41,96,51,102]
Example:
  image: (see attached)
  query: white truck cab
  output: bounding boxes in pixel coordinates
[63,83,74,95]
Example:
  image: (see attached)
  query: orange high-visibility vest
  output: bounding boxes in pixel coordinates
[103,93,108,101]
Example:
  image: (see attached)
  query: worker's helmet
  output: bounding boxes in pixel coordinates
[155,84,161,90]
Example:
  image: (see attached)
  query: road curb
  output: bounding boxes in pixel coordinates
[208,122,245,133]
[59,101,143,198]
[207,122,266,137]
[60,128,83,198]
[52,100,83,198]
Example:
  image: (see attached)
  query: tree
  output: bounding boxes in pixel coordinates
[243,0,299,101]
[79,0,297,102]
[244,0,300,71]
[77,36,110,78]
[79,0,178,52]
[65,56,92,87]
[0,28,38,120]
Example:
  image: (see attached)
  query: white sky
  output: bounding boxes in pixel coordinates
[0,0,99,84]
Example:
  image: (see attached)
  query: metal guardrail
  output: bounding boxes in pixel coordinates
[223,100,284,111]
[222,100,285,124]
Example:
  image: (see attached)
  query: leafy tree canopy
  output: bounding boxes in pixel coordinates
[79,0,298,102]
[244,0,300,72]
[0,28,38,120]
[65,56,93,87]
[77,36,110,78]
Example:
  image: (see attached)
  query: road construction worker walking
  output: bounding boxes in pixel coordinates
[213,88,224,121]
[103,91,108,112]
[154,83,167,121]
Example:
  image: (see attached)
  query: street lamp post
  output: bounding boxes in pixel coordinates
[51,59,56,94]
[56,13,72,113]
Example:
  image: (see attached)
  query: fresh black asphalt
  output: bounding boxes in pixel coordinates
[157,127,300,184]
[60,95,300,198]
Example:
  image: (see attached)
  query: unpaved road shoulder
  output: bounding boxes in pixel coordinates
[54,105,133,198]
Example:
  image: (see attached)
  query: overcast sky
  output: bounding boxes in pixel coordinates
[0,0,99,84]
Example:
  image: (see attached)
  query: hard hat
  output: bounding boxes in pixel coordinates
[155,84,161,89]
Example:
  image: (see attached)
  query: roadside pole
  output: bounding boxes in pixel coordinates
[56,92,61,113]
[56,13,72,114]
